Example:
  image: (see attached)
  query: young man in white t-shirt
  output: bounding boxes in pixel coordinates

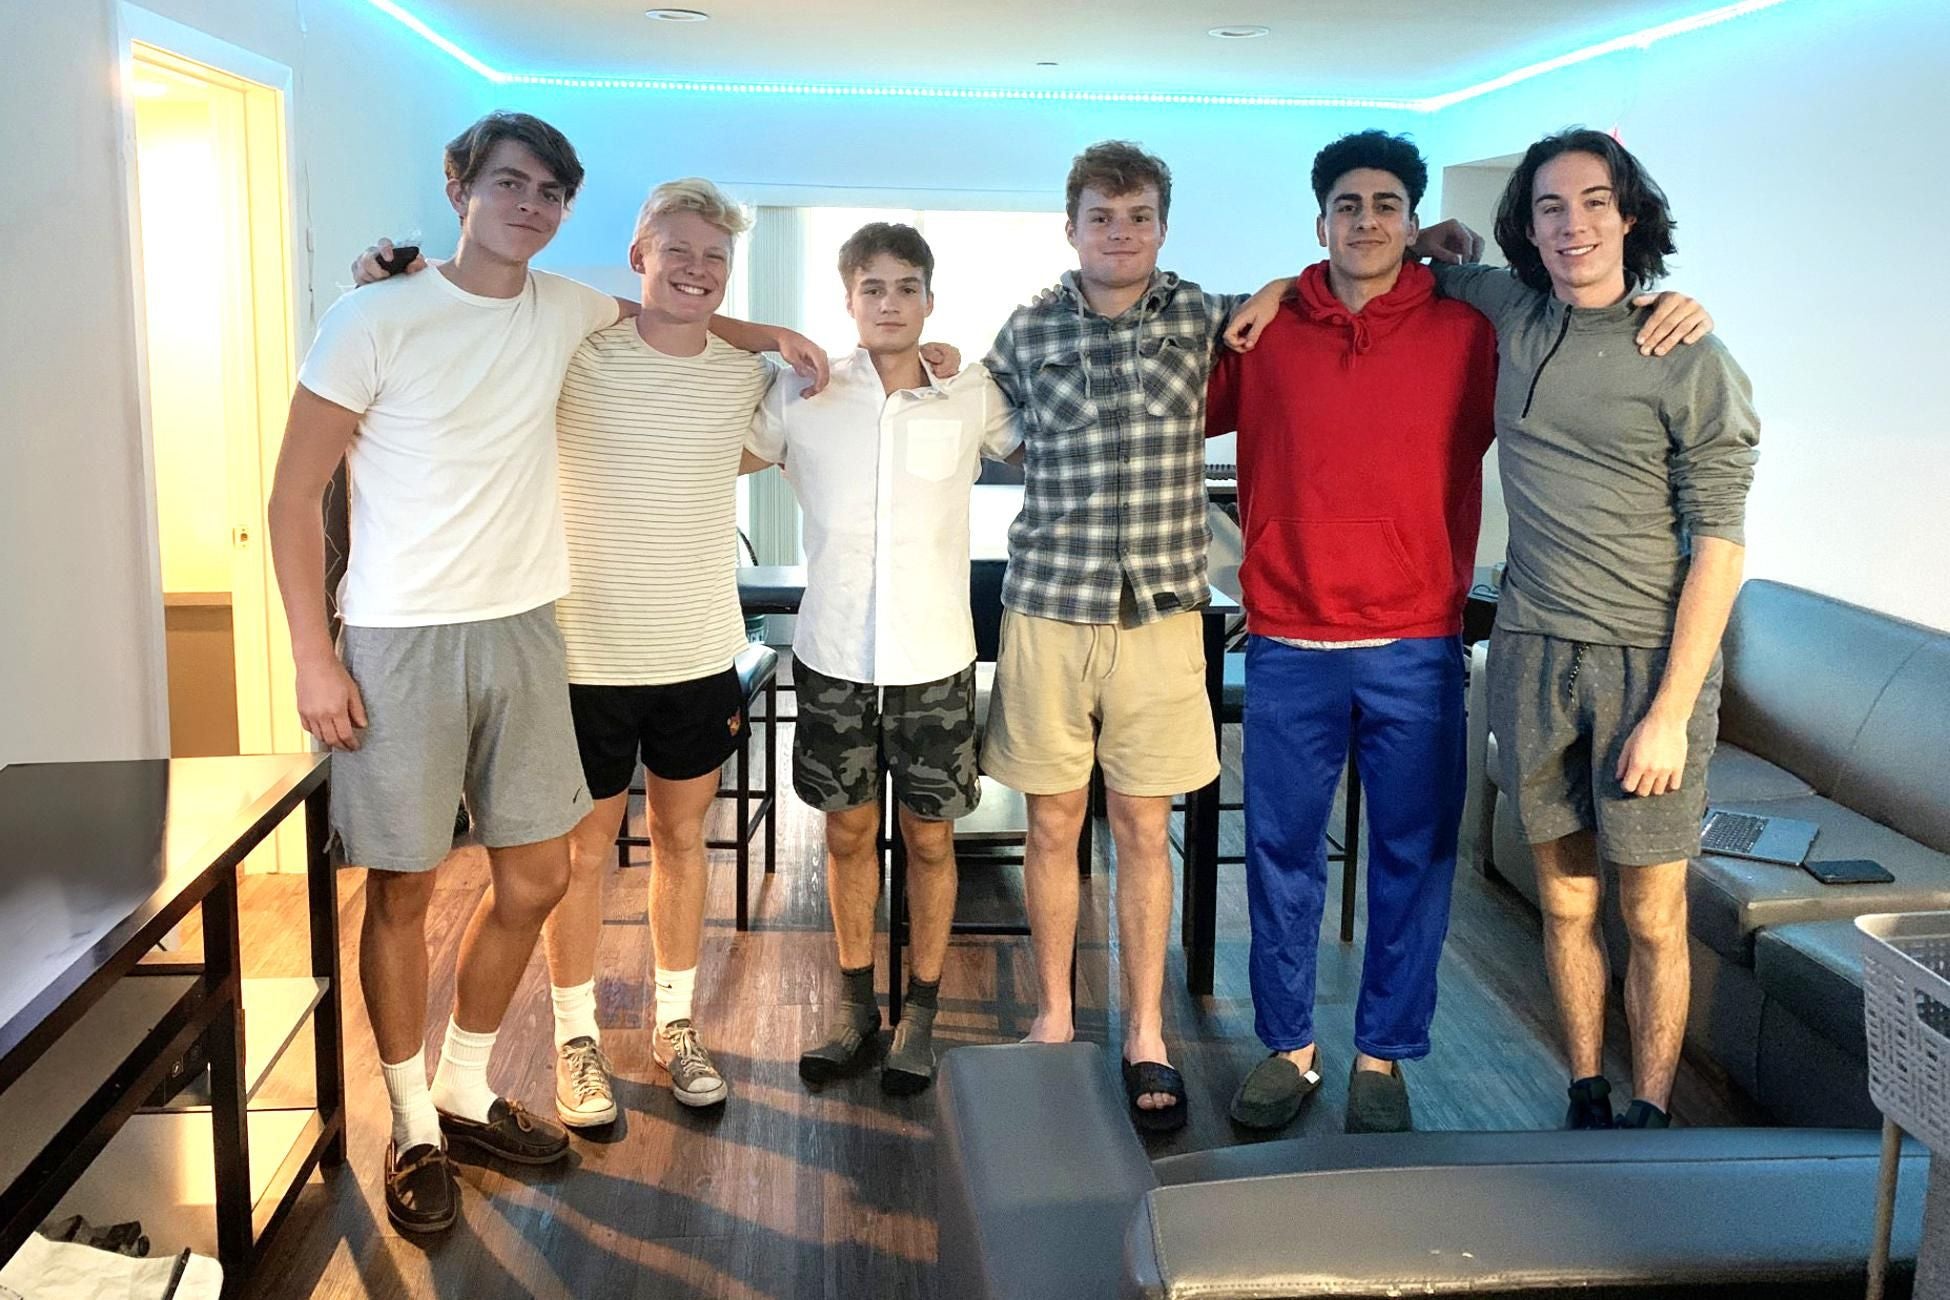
[747,223,1021,1094]
[271,116,819,1233]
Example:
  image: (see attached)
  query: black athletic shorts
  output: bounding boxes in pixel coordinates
[569,667,746,797]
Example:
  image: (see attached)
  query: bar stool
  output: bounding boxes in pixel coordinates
[616,641,780,931]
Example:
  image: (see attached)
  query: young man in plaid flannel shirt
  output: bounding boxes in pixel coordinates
[981,141,1245,1131]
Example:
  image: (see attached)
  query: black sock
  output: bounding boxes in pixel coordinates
[841,964,875,1008]
[905,975,940,1012]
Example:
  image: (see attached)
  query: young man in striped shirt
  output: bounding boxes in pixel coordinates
[543,179,780,1121]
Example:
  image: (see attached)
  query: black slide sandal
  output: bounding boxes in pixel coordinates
[1122,1059,1188,1134]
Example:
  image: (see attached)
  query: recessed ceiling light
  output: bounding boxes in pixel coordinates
[645,8,708,20]
[1207,25,1269,39]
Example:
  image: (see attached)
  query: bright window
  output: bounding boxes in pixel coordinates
[794,206,1072,362]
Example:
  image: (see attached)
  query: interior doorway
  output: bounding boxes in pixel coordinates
[127,32,303,867]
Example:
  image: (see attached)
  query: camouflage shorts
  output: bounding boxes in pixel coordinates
[792,660,982,820]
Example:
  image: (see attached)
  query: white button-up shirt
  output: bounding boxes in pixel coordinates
[748,350,1022,686]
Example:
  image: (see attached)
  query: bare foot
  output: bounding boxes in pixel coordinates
[1354,1051,1394,1075]
[1021,1013,1075,1044]
[1125,1032,1177,1112]
[1280,1043,1319,1073]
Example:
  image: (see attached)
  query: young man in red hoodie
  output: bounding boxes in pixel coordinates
[1205,132,1496,1133]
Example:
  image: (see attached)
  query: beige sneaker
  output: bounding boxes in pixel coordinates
[555,1036,618,1128]
[653,1019,728,1108]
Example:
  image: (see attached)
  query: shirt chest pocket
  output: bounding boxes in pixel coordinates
[1139,333,1204,417]
[903,418,966,482]
[1030,351,1097,433]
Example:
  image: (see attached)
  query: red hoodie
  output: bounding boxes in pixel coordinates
[1207,260,1497,641]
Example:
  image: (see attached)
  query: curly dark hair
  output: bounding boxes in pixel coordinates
[444,112,585,204]
[1494,128,1676,293]
[1065,140,1172,225]
[1311,131,1428,213]
[838,222,935,292]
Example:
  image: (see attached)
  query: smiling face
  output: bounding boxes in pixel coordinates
[447,138,566,265]
[1527,149,1637,304]
[631,209,733,323]
[845,251,933,356]
[1316,166,1418,293]
[1067,183,1165,296]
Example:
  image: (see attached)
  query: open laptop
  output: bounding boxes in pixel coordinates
[1700,806,1821,865]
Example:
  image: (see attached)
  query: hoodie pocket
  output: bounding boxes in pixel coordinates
[1240,518,1422,622]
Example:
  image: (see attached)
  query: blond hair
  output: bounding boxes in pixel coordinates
[631,177,751,253]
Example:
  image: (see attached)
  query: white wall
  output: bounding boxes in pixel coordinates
[1429,0,1950,631]
[497,85,1409,313]
[0,0,486,765]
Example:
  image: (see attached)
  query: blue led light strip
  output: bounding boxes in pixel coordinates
[364,0,1795,112]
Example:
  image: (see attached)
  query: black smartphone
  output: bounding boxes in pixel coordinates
[377,243,421,275]
[1802,858,1894,885]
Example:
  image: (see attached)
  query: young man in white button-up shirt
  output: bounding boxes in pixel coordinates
[747,223,1021,1093]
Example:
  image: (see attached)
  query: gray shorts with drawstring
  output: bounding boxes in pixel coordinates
[1486,628,1721,867]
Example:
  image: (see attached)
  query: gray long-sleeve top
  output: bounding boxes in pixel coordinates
[1433,262,1759,648]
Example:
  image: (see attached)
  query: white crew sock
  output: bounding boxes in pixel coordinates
[551,980,600,1049]
[428,1018,499,1123]
[654,966,696,1032]
[379,1047,443,1151]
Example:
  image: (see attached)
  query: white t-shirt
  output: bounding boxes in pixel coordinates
[553,323,774,685]
[748,351,1023,686]
[297,266,617,627]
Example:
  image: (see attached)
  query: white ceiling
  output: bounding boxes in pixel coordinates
[390,0,1758,99]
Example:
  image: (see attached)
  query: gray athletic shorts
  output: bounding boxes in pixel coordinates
[1486,627,1722,868]
[331,604,592,873]
[792,661,981,821]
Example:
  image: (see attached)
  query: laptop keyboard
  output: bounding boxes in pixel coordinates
[1702,811,1768,855]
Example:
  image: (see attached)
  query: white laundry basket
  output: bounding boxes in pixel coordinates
[1860,912,1950,1153]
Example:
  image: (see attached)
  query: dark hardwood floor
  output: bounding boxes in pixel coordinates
[232,697,1763,1298]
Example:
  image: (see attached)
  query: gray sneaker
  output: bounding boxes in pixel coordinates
[654,1019,728,1108]
[555,1036,617,1128]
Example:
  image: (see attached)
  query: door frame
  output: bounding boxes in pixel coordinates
[117,5,308,868]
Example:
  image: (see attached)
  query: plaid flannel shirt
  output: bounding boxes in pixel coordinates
[984,270,1240,626]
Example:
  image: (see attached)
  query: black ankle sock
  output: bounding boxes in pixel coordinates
[840,964,875,1008]
[904,976,940,1012]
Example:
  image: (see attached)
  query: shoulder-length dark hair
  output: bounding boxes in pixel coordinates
[1494,129,1676,292]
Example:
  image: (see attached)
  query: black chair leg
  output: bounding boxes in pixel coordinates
[617,786,631,870]
[735,726,751,932]
[764,674,778,875]
[1080,766,1101,876]
[889,812,907,1026]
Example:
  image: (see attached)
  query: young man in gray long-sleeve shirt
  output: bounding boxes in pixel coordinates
[1428,130,1759,1130]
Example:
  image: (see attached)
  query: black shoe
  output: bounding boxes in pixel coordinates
[438,1098,570,1165]
[1566,1076,1616,1129]
[1345,1060,1413,1134]
[384,1141,458,1234]
[1618,1099,1671,1129]
[1228,1052,1322,1132]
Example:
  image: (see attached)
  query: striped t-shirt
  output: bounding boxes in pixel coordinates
[553,321,773,685]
